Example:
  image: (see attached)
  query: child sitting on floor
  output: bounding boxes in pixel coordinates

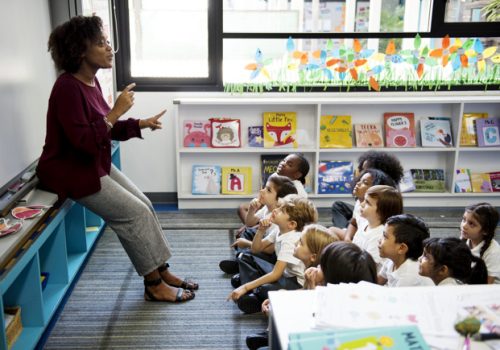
[460,202,500,284]
[219,174,297,275]
[377,214,434,287]
[418,237,488,285]
[352,185,403,272]
[227,194,317,314]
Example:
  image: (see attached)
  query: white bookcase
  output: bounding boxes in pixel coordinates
[174,92,500,209]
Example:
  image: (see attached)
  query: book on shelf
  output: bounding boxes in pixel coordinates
[410,169,445,192]
[398,169,416,193]
[209,118,241,148]
[182,120,211,147]
[288,325,429,350]
[490,171,500,192]
[247,126,264,147]
[454,168,472,193]
[354,123,384,148]
[384,112,416,148]
[460,112,488,146]
[476,118,500,147]
[319,115,353,148]
[221,166,252,195]
[191,165,221,195]
[263,112,297,148]
[420,118,453,147]
[317,161,354,194]
[260,154,286,188]
[470,172,493,193]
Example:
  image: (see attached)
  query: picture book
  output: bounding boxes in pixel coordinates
[183,120,211,147]
[420,119,453,147]
[490,171,500,192]
[260,154,286,188]
[384,112,416,147]
[410,169,445,192]
[319,115,353,148]
[476,118,500,147]
[247,126,264,147]
[210,118,241,148]
[470,172,493,193]
[460,112,488,146]
[191,165,221,195]
[454,168,472,193]
[398,170,416,193]
[263,112,297,148]
[221,166,252,195]
[317,161,354,194]
[288,325,430,350]
[354,123,384,148]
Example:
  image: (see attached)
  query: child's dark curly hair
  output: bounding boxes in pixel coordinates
[48,16,103,73]
[357,150,404,184]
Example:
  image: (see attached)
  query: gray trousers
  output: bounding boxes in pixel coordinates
[76,164,172,276]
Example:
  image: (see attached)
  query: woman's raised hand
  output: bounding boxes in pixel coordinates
[110,83,136,120]
[139,109,166,131]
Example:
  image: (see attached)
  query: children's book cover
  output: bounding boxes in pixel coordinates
[470,173,493,193]
[398,170,416,193]
[384,113,416,148]
[320,115,353,148]
[460,113,488,146]
[454,169,472,193]
[221,166,252,195]
[490,171,500,192]
[476,118,500,147]
[260,154,286,188]
[248,126,264,147]
[420,119,453,147]
[354,123,384,148]
[288,325,430,350]
[209,118,241,148]
[410,169,445,192]
[191,165,221,195]
[183,120,211,147]
[317,161,354,194]
[263,112,297,148]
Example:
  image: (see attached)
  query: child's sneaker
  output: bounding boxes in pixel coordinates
[219,259,239,274]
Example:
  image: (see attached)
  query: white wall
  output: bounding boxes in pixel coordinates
[0,0,56,185]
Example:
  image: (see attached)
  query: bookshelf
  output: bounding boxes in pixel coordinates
[174,92,500,209]
[0,142,120,350]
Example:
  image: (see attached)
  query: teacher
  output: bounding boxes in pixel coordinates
[37,15,197,302]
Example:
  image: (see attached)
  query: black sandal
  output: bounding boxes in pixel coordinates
[143,278,195,302]
[158,263,199,291]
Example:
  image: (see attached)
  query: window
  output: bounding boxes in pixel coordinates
[115,0,499,92]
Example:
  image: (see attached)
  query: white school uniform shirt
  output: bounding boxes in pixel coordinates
[379,259,434,287]
[438,277,464,286]
[468,239,500,284]
[266,229,305,286]
[352,223,386,272]
[293,180,308,198]
[254,206,279,238]
[352,200,367,231]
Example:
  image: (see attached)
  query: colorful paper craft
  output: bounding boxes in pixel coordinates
[0,221,23,238]
[11,206,44,220]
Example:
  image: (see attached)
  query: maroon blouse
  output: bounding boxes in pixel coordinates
[37,73,142,199]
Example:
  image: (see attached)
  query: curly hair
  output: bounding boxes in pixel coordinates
[357,150,404,184]
[48,16,103,73]
[279,194,318,231]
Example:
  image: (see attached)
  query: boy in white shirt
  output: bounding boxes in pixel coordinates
[378,214,434,287]
[227,194,317,314]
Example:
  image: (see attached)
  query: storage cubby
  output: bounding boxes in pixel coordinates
[0,144,120,350]
[174,93,500,209]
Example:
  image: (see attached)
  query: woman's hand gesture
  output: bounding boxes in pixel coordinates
[140,109,166,131]
[110,83,136,121]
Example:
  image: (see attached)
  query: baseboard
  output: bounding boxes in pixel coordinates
[144,192,177,204]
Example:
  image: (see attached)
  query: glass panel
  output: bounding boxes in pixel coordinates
[127,0,209,78]
[445,0,499,22]
[223,0,432,33]
[223,37,500,91]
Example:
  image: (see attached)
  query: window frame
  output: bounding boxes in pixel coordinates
[114,0,499,92]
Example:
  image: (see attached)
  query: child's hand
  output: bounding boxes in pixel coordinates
[258,218,272,230]
[304,266,324,289]
[261,298,271,315]
[249,198,262,211]
[226,285,248,301]
[231,238,251,249]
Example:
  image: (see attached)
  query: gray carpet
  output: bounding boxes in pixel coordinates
[43,207,470,349]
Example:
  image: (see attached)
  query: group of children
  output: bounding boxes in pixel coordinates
[218,151,500,350]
